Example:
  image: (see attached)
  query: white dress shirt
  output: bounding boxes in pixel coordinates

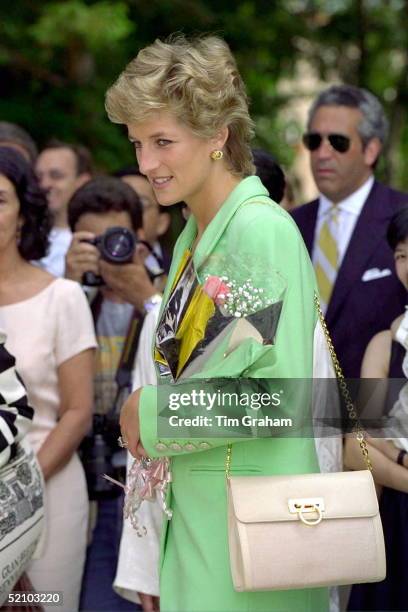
[38,227,72,277]
[145,241,164,276]
[312,176,375,268]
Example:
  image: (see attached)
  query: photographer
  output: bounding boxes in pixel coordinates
[65,176,162,611]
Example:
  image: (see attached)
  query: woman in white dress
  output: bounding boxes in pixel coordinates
[0,147,96,611]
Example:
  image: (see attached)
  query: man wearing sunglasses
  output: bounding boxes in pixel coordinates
[292,84,407,378]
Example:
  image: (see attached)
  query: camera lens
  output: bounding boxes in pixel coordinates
[100,227,135,264]
[105,232,131,258]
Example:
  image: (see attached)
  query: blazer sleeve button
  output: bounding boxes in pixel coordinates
[183,442,197,451]
[169,442,182,451]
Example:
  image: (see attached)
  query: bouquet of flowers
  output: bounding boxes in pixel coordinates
[119,255,287,531]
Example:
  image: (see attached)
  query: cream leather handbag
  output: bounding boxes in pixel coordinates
[227,468,385,591]
[226,296,386,592]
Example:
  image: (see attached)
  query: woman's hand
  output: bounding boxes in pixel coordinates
[120,388,148,459]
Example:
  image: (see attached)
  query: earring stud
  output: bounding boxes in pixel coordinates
[210,150,223,161]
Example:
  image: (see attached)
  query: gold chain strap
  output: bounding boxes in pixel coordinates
[226,443,232,479]
[225,294,372,478]
[314,293,372,471]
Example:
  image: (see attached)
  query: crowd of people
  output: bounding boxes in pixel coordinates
[0,32,407,612]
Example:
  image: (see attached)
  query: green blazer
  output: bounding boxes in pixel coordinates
[139,176,329,612]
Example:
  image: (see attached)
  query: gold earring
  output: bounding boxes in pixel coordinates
[210,150,223,161]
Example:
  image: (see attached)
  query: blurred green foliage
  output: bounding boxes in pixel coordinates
[0,0,406,192]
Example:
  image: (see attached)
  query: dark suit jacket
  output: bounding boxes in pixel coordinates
[292,181,408,378]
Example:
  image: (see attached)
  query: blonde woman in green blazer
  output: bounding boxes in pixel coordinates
[107,35,329,612]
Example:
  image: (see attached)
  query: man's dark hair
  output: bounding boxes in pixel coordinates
[307,85,388,147]
[0,147,50,259]
[0,122,38,163]
[43,139,93,176]
[68,176,143,232]
[387,206,408,251]
[252,149,285,204]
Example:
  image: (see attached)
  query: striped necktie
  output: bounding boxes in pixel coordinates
[314,206,339,313]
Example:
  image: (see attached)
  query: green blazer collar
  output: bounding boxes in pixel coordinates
[161,175,269,306]
[191,175,268,270]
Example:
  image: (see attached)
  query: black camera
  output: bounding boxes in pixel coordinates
[81,226,164,287]
[82,226,136,286]
[79,413,124,500]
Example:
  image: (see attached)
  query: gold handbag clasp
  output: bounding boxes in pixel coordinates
[288,497,325,526]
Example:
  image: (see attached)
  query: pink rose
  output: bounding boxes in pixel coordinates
[203,275,230,306]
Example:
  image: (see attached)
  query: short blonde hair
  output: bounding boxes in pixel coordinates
[105,35,255,177]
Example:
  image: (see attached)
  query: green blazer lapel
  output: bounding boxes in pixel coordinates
[156,176,268,329]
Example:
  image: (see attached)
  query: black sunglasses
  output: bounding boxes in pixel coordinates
[302,132,351,153]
